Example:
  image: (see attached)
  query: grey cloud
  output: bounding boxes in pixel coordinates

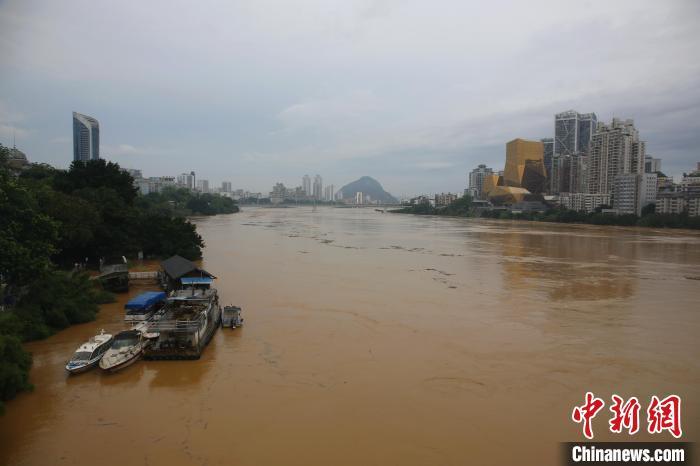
[0,0,699,193]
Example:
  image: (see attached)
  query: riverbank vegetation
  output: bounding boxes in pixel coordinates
[0,146,207,412]
[394,195,474,216]
[393,195,700,229]
[136,186,239,216]
[479,207,700,228]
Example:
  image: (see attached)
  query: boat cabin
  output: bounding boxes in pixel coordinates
[159,255,216,291]
[124,291,167,322]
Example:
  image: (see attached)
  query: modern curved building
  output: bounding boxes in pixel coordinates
[72,112,100,162]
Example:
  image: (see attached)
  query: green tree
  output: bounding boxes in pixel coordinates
[0,334,32,414]
[53,159,137,205]
[0,169,58,289]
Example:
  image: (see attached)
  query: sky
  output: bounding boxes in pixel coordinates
[1,0,699,197]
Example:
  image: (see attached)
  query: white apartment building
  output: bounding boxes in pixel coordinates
[588,118,645,195]
[468,164,494,200]
[559,193,611,213]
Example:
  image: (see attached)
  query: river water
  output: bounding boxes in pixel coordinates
[1,207,699,465]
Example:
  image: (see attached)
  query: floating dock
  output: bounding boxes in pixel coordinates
[143,288,221,360]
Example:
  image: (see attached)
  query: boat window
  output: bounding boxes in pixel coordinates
[112,336,138,349]
[72,351,93,361]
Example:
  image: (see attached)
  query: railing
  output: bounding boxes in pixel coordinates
[147,315,205,333]
[128,271,160,280]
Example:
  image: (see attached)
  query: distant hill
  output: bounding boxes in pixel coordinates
[337,176,398,203]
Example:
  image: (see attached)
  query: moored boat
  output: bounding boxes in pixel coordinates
[65,330,113,374]
[221,305,243,329]
[124,291,167,323]
[99,329,149,372]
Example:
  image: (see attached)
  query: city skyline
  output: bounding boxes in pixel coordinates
[1,1,699,195]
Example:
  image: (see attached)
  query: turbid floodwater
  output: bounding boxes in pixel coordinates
[1,207,699,465]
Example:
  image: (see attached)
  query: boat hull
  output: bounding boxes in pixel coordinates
[99,347,144,373]
[65,358,100,374]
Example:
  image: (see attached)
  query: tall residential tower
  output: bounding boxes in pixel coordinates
[588,118,645,195]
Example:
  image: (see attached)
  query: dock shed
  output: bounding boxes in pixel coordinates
[160,255,216,291]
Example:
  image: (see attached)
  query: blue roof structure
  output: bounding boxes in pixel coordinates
[124,291,167,310]
[180,277,214,285]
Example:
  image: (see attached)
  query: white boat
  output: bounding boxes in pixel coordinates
[65,330,113,374]
[99,329,149,372]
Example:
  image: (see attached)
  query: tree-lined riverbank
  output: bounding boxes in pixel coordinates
[0,146,236,412]
[393,195,700,229]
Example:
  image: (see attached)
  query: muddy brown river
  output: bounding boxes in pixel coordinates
[1,207,699,465]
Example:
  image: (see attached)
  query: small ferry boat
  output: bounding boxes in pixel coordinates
[65,330,113,374]
[124,291,167,323]
[99,329,149,372]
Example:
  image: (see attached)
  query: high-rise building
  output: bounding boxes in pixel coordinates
[541,138,554,177]
[302,175,312,196]
[270,182,287,204]
[221,181,232,193]
[644,155,662,173]
[639,173,658,213]
[588,118,645,195]
[577,113,598,154]
[323,184,335,202]
[313,175,323,200]
[554,110,597,156]
[196,179,210,193]
[468,164,494,200]
[72,112,100,162]
[550,154,588,194]
[612,173,657,216]
[177,172,195,190]
[504,138,547,194]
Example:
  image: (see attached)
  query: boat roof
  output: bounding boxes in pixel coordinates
[160,255,216,280]
[180,277,213,285]
[125,291,167,310]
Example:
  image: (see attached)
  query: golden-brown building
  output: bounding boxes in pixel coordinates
[481,138,548,204]
[504,138,547,193]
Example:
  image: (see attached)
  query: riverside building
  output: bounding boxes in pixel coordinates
[72,112,100,162]
[588,118,645,196]
[468,164,494,200]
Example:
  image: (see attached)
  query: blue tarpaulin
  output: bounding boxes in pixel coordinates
[124,291,167,310]
[180,277,214,285]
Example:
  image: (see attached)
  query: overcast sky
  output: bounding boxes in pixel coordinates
[1,0,699,196]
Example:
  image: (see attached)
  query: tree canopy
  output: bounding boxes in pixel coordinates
[0,153,209,411]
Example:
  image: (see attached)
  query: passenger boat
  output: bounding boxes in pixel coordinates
[65,330,113,374]
[124,291,167,323]
[99,329,149,372]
